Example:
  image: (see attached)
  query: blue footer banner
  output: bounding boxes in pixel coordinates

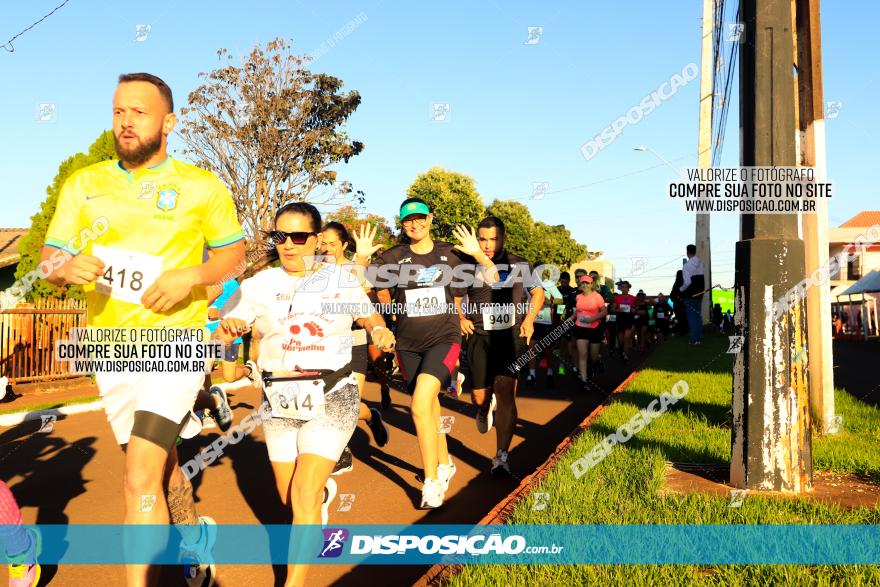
[2,524,879,565]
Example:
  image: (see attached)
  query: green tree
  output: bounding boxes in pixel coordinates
[324,205,395,251]
[178,37,364,257]
[405,167,485,241]
[486,198,587,267]
[530,222,588,267]
[14,130,117,301]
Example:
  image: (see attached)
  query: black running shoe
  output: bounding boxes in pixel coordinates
[332,446,353,476]
[367,408,389,447]
[380,384,391,411]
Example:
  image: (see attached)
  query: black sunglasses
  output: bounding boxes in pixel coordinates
[264,230,317,245]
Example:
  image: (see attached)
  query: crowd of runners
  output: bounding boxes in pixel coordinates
[1,72,692,587]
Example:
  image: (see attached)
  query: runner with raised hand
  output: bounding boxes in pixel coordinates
[367,197,497,508]
[218,202,395,587]
[321,222,389,477]
[352,223,394,410]
[41,73,244,587]
[459,216,542,476]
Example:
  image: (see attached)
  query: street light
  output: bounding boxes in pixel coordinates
[634,145,684,179]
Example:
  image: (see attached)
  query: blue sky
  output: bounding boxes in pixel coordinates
[1,0,876,294]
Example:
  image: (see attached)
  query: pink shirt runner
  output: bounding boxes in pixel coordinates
[576,292,605,329]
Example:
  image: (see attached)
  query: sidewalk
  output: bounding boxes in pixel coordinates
[0,377,99,413]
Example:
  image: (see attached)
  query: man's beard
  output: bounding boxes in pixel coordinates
[114,129,163,167]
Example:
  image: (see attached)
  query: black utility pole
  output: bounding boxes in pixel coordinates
[731,0,812,492]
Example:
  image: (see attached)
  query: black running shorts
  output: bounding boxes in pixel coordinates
[396,343,461,394]
[465,332,523,390]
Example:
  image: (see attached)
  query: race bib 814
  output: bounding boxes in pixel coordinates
[268,380,326,420]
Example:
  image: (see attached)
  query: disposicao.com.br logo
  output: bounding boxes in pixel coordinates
[319,532,563,557]
[319,528,349,558]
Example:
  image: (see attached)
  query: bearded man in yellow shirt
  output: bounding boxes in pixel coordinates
[41,73,245,587]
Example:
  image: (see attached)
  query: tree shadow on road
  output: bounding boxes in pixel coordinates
[179,427,292,587]
[0,416,96,586]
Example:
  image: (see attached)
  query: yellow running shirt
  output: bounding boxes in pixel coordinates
[45,157,243,328]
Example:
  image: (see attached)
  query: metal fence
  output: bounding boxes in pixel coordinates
[0,297,86,383]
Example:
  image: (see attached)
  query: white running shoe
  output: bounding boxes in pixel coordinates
[437,457,457,492]
[245,360,262,389]
[420,477,445,509]
[181,516,217,587]
[321,478,337,526]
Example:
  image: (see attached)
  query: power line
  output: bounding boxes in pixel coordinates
[1,0,71,53]
[711,0,740,166]
[514,155,696,202]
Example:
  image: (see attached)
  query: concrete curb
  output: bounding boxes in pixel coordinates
[0,400,104,427]
[0,377,254,428]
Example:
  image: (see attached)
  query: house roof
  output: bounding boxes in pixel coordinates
[840,211,880,228]
[840,270,880,296]
[0,228,29,269]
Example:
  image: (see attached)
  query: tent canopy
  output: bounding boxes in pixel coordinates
[840,270,880,296]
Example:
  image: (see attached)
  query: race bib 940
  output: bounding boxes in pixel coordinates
[92,244,162,305]
[482,304,514,331]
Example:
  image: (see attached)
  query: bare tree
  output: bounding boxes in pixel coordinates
[178,37,364,268]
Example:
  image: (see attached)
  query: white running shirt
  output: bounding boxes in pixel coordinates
[221,264,372,376]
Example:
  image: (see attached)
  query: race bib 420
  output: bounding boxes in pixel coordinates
[92,244,162,305]
[404,286,445,317]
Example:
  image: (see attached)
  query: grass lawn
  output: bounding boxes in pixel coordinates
[446,333,880,586]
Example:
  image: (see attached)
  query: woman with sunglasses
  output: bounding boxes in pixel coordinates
[360,197,496,508]
[320,221,390,473]
[217,202,395,587]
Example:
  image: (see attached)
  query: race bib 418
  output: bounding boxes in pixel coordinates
[92,244,162,305]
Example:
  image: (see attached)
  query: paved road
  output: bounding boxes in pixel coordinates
[1,349,643,586]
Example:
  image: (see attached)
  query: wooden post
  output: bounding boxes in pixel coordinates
[697,0,715,324]
[795,0,836,434]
